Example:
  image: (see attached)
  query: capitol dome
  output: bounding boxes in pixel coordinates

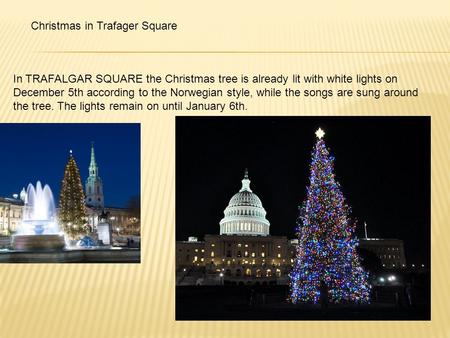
[219,170,270,236]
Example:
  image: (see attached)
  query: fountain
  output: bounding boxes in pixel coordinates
[12,181,65,251]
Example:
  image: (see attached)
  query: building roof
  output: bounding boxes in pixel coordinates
[219,170,270,236]
[0,197,24,206]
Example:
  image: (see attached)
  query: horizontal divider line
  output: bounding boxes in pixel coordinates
[39,50,450,54]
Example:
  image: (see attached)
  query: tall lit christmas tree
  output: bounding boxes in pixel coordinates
[289,128,370,304]
[59,150,88,240]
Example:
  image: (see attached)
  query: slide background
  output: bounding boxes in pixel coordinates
[0,0,449,336]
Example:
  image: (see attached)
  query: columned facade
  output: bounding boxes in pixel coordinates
[219,170,270,236]
[0,198,23,235]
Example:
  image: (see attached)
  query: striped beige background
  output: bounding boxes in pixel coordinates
[0,0,449,335]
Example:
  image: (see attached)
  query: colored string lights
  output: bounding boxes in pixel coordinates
[289,129,371,304]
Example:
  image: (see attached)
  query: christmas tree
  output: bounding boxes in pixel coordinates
[289,128,371,304]
[59,150,88,240]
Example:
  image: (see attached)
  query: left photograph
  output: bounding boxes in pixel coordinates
[0,123,140,263]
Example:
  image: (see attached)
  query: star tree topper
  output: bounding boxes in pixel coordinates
[315,127,325,139]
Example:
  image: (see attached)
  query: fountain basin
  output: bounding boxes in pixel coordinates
[12,234,65,251]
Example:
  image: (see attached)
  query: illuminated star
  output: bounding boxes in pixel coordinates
[315,127,325,139]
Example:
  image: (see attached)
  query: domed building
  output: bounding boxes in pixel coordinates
[176,169,296,286]
[219,169,270,236]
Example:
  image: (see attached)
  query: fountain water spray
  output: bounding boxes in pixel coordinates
[12,181,65,250]
[18,181,60,235]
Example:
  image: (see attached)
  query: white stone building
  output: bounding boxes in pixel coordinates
[177,170,295,285]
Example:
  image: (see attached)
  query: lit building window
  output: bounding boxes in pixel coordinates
[211,244,215,247]
[211,251,215,257]
[193,256,198,262]
[277,253,281,258]
[251,252,255,257]
[261,252,265,258]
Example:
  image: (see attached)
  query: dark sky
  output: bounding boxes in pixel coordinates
[0,123,140,208]
[176,117,430,265]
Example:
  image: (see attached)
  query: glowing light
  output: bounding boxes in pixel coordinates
[315,127,325,139]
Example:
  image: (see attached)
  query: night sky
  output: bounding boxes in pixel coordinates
[0,123,140,208]
[176,117,430,265]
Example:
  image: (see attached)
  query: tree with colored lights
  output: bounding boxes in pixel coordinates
[59,151,88,240]
[289,128,371,304]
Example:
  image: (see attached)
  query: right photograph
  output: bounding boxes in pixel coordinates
[176,116,430,320]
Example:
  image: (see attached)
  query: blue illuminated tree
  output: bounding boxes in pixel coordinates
[289,128,370,304]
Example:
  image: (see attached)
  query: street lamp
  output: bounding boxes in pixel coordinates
[387,275,396,282]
